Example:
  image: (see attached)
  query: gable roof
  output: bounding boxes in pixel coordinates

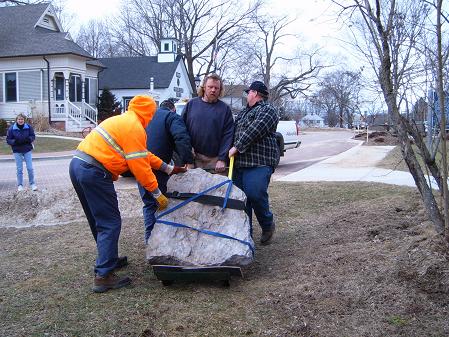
[0,3,93,59]
[98,56,183,90]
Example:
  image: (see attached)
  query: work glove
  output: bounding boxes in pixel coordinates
[151,188,169,211]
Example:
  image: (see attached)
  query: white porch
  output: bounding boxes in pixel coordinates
[51,100,97,132]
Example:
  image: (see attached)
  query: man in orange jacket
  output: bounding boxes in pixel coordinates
[69,95,184,293]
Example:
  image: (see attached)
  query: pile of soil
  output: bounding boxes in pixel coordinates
[0,186,142,228]
[354,131,400,146]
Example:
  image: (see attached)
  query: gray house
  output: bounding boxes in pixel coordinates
[99,38,193,110]
[0,3,102,131]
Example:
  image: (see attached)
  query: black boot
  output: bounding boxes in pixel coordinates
[260,222,275,245]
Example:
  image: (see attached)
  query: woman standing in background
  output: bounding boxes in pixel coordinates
[6,113,37,191]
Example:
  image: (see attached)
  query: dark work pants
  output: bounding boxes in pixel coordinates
[233,166,274,234]
[138,170,169,243]
[69,157,121,277]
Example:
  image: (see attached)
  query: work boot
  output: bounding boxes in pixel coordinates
[115,256,128,269]
[260,223,275,245]
[92,273,131,293]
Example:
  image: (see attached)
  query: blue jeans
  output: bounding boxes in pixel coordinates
[233,166,274,234]
[69,157,122,277]
[138,170,169,243]
[13,151,35,186]
[138,183,158,243]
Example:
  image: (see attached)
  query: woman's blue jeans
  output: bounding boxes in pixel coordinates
[233,166,274,234]
[13,151,35,186]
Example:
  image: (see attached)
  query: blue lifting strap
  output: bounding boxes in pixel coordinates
[155,179,255,255]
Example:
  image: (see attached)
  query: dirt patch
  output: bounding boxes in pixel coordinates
[0,182,448,336]
[354,131,400,146]
[0,186,142,228]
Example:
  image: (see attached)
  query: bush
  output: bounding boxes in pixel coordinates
[0,119,7,136]
[97,88,121,122]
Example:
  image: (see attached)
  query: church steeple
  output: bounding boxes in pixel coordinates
[158,38,178,63]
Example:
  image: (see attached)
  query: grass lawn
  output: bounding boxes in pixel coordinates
[377,140,449,173]
[1,182,448,336]
[0,136,80,155]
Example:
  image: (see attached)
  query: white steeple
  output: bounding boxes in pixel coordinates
[158,38,178,63]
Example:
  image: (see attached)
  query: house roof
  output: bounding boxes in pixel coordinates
[223,84,248,97]
[0,3,94,59]
[98,56,183,90]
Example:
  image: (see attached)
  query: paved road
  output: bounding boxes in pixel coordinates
[0,130,361,193]
[273,129,360,179]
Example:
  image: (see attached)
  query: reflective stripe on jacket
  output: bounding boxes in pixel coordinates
[77,98,162,192]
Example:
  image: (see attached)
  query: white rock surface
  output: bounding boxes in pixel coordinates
[146,169,254,266]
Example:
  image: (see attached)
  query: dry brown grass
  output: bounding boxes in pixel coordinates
[1,182,448,336]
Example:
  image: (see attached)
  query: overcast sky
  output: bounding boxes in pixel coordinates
[63,0,351,63]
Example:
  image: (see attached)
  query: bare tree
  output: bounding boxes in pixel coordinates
[114,0,261,92]
[51,0,74,32]
[243,14,324,106]
[314,69,362,128]
[76,20,115,58]
[336,0,449,238]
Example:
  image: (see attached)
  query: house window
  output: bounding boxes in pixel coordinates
[123,96,134,111]
[164,43,169,51]
[69,74,82,102]
[85,79,90,104]
[5,72,17,102]
[89,78,98,105]
[55,75,64,100]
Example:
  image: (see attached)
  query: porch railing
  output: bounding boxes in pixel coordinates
[67,101,82,127]
[81,102,97,125]
[51,100,98,128]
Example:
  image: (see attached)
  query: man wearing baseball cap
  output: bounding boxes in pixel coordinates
[228,81,280,245]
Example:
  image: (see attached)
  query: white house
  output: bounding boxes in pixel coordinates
[98,38,193,110]
[300,113,325,128]
[0,3,102,132]
[221,84,247,113]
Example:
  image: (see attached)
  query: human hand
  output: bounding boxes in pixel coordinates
[151,188,169,211]
[215,160,226,173]
[228,147,238,158]
[171,165,187,175]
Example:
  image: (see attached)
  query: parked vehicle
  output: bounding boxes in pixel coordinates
[276,120,301,156]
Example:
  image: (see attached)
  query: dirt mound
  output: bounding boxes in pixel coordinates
[0,186,143,228]
[354,131,400,146]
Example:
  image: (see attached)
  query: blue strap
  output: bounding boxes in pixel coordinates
[157,219,255,255]
[157,179,231,218]
[156,179,255,255]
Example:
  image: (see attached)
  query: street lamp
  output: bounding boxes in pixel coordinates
[194,74,201,88]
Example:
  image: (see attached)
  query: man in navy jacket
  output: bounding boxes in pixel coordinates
[138,99,193,242]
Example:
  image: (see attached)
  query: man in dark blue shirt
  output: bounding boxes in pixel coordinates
[138,99,193,242]
[182,73,234,173]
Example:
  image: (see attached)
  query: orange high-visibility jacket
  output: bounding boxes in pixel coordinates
[77,95,162,192]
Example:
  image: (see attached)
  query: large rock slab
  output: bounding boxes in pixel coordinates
[146,169,254,266]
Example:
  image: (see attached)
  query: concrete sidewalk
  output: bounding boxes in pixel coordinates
[276,143,435,188]
[0,141,430,192]
[0,150,74,162]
